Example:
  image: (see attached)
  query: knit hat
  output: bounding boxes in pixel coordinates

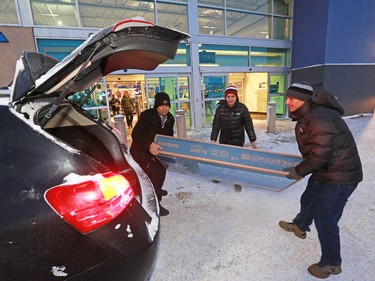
[286,82,313,101]
[225,86,238,99]
[154,92,171,108]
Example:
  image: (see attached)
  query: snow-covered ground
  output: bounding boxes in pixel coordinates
[148,114,374,281]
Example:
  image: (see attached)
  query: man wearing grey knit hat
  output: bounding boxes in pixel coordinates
[286,81,314,100]
[279,81,362,279]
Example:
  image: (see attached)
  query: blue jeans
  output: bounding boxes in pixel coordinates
[293,177,358,266]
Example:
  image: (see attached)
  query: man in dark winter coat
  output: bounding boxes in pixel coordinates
[130,92,174,216]
[279,82,363,279]
[210,86,257,148]
[121,90,135,128]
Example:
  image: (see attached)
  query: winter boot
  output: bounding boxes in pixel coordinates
[278,220,306,239]
[308,263,342,279]
[159,205,170,216]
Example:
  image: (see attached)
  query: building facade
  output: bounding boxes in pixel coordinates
[0,0,293,128]
[1,0,373,129]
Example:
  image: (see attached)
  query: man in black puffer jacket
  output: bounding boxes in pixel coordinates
[279,82,363,279]
[130,92,174,216]
[210,86,257,148]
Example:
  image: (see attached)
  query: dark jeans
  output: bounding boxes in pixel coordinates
[130,145,166,202]
[293,177,357,266]
[125,111,134,127]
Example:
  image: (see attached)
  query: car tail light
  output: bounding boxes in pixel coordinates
[45,172,134,234]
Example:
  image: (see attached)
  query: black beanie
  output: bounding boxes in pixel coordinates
[154,92,171,108]
[286,82,313,101]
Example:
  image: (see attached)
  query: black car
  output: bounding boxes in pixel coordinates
[0,18,189,281]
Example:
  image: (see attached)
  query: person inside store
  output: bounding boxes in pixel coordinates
[109,94,120,115]
[130,92,174,216]
[121,90,135,128]
[279,82,363,279]
[210,86,257,148]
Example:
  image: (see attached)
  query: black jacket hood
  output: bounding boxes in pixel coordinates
[289,87,345,120]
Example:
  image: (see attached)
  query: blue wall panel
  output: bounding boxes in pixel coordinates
[292,0,375,68]
[326,1,375,63]
[292,0,329,68]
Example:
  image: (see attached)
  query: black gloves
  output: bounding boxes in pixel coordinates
[283,167,303,180]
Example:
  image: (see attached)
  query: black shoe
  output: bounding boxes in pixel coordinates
[161,189,168,196]
[279,220,306,239]
[159,205,170,217]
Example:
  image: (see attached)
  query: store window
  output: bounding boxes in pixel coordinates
[161,43,190,66]
[198,0,224,6]
[67,80,110,123]
[273,16,291,40]
[198,7,224,35]
[226,11,270,38]
[250,47,290,67]
[226,0,270,13]
[146,75,192,128]
[0,0,19,24]
[198,0,292,40]
[156,2,188,33]
[199,44,248,66]
[31,0,78,27]
[78,0,155,28]
[273,0,291,16]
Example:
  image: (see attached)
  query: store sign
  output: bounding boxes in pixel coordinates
[0,32,9,43]
[199,51,215,63]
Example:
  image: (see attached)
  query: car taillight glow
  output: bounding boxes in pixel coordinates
[45,172,134,234]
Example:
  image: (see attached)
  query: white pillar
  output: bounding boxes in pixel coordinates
[266,102,276,134]
[113,114,128,147]
[176,109,187,138]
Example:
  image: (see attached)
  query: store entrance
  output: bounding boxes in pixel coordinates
[202,73,288,127]
[145,74,192,128]
[105,73,193,128]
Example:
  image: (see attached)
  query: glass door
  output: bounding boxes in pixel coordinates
[68,78,111,124]
[145,74,192,128]
[202,74,228,127]
[269,74,288,116]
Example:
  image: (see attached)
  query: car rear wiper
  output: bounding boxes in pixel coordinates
[39,41,103,128]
